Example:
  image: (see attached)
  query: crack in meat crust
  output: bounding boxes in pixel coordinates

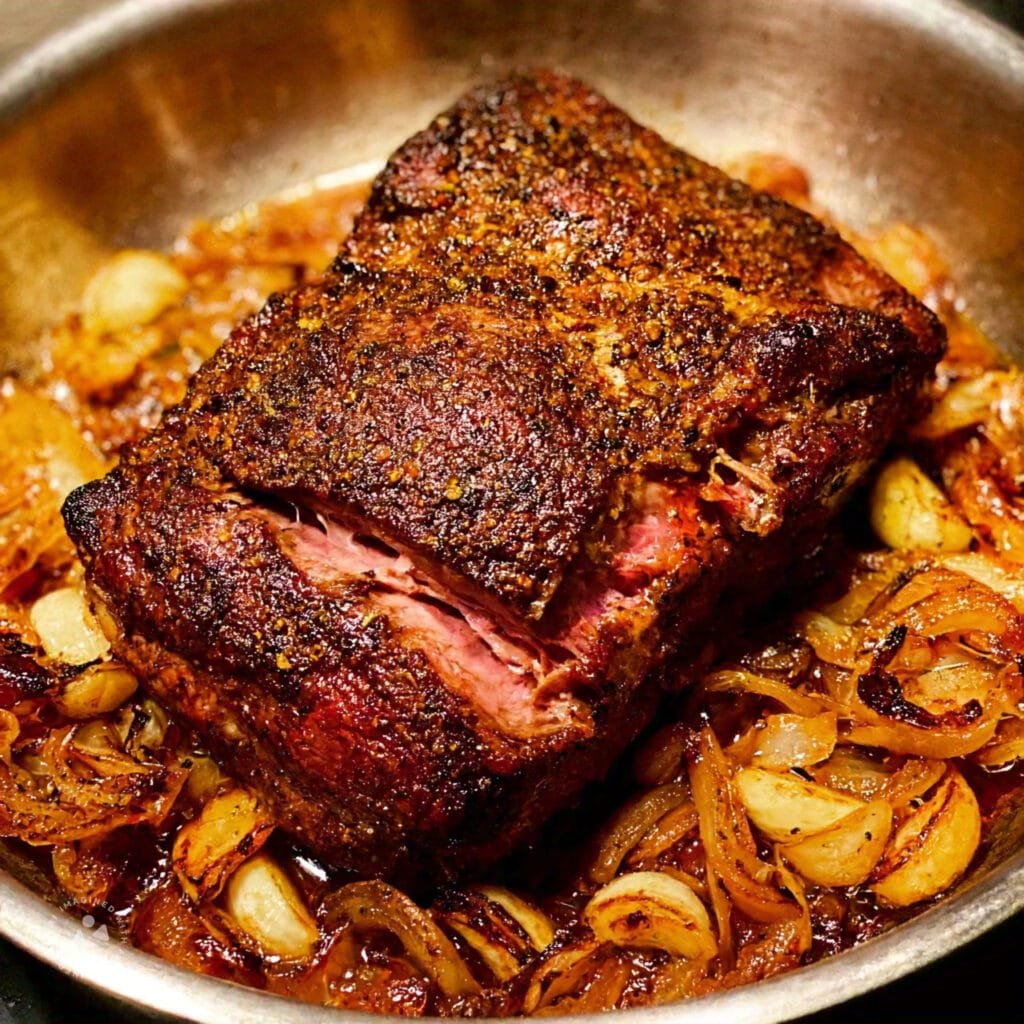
[62,71,944,885]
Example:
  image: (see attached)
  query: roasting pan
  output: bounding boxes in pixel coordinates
[0,1,1022,1021]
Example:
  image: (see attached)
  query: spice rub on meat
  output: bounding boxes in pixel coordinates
[62,71,944,884]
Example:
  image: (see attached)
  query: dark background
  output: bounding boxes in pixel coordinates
[2,0,1023,1021]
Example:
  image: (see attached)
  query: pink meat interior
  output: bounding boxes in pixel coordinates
[273,482,705,737]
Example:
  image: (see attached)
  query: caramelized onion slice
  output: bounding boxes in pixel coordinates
[751,712,838,770]
[812,748,891,799]
[442,888,553,983]
[474,886,555,952]
[584,871,716,961]
[689,728,800,924]
[52,833,127,908]
[633,721,690,787]
[589,783,691,884]
[795,614,859,669]
[973,717,1024,768]
[879,758,947,807]
[848,665,1002,759]
[324,880,480,998]
[0,710,18,764]
[446,920,521,983]
[0,727,185,844]
[914,370,1018,440]
[521,943,605,1016]
[771,855,813,957]
[703,670,828,716]
[879,566,1021,639]
[846,717,1000,760]
[0,387,106,591]
[938,552,1024,613]
[626,802,699,866]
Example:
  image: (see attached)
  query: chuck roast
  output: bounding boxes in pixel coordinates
[63,72,944,885]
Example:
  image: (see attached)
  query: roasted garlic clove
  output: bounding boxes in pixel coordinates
[736,767,865,843]
[869,457,972,553]
[782,799,892,887]
[871,769,981,907]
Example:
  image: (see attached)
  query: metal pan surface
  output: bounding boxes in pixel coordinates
[0,1,1022,1021]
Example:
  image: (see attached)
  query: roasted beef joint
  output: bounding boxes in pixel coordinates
[63,72,944,884]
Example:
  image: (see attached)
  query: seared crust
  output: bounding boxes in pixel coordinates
[63,71,944,884]
[189,288,615,616]
[62,421,678,881]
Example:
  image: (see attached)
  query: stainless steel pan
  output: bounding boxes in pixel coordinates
[0,1,1022,1020]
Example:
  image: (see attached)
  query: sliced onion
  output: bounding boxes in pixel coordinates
[442,888,549,982]
[0,726,184,844]
[751,712,838,770]
[848,664,1002,758]
[589,782,691,883]
[947,455,1024,561]
[626,801,700,865]
[0,387,106,591]
[811,748,891,799]
[795,614,859,669]
[879,758,947,807]
[445,917,522,983]
[131,876,261,985]
[474,886,555,952]
[0,710,19,764]
[938,552,1024,613]
[633,721,690,786]
[702,670,828,717]
[52,834,126,908]
[879,567,1019,638]
[126,698,170,758]
[689,727,800,924]
[584,871,716,961]
[522,943,611,1015]
[846,717,999,759]
[973,717,1024,768]
[821,558,908,626]
[914,371,1018,440]
[771,855,813,957]
[323,880,480,997]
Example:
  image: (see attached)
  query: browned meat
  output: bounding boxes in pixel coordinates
[62,72,944,885]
